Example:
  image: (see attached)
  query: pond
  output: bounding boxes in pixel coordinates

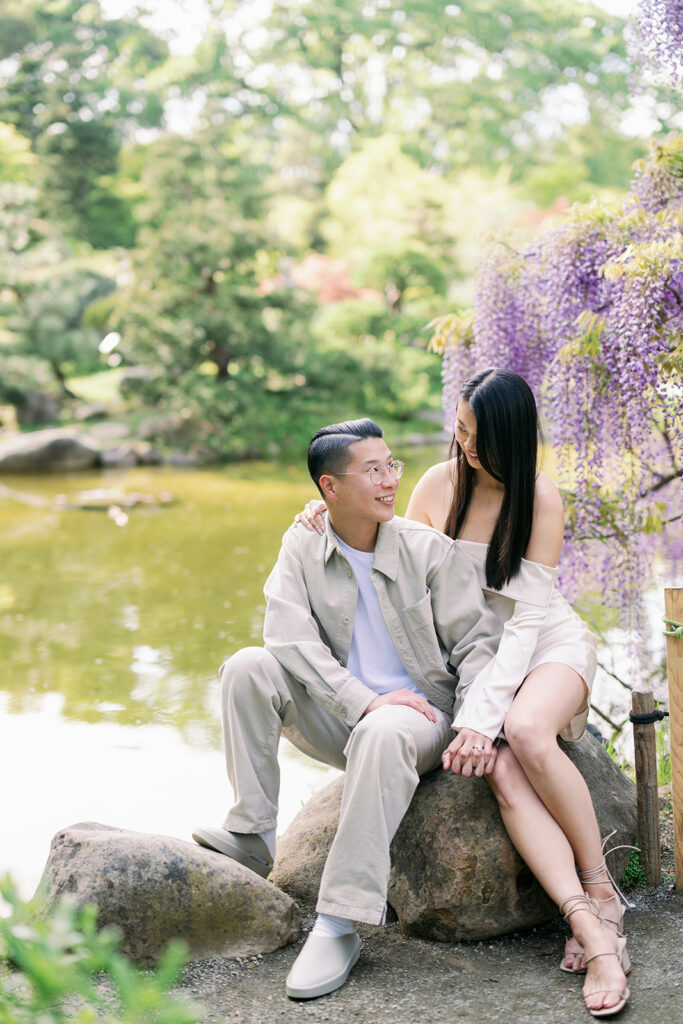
[1,447,445,900]
[0,445,669,902]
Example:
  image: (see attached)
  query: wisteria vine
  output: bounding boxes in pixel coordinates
[432,136,683,664]
[632,0,683,86]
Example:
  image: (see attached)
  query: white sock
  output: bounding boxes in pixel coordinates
[260,828,277,859]
[311,913,356,938]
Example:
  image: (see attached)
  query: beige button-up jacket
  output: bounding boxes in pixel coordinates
[263,515,502,728]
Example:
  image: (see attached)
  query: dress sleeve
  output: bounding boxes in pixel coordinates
[451,558,557,740]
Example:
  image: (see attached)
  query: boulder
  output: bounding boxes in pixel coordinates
[99,443,138,468]
[16,390,61,426]
[36,822,300,965]
[73,403,110,422]
[138,412,198,446]
[0,428,99,472]
[162,449,202,467]
[272,733,638,941]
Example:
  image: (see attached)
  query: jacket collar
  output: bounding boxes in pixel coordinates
[323,516,400,581]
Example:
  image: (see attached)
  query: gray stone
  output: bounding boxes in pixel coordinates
[16,390,61,426]
[86,421,130,440]
[73,403,110,422]
[162,449,202,467]
[0,428,99,472]
[99,443,138,468]
[133,441,162,466]
[36,822,300,965]
[272,732,637,942]
[138,412,197,446]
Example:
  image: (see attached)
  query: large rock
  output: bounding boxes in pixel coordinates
[0,428,98,471]
[16,390,61,426]
[272,732,637,941]
[36,822,300,965]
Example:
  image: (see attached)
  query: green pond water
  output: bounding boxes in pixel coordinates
[0,447,446,899]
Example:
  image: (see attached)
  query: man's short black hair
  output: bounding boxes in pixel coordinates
[307,418,383,496]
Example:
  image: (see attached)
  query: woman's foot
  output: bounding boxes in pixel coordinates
[560,858,628,974]
[561,935,586,973]
[582,928,630,1017]
[559,895,630,1017]
[561,888,624,973]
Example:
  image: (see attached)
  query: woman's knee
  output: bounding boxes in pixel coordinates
[504,709,555,772]
[488,746,524,807]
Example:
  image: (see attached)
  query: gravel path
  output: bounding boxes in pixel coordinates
[176,813,682,1024]
[178,887,682,1024]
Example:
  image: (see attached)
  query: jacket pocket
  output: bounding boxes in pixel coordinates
[403,591,444,668]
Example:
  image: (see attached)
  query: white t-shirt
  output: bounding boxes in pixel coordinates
[335,532,426,698]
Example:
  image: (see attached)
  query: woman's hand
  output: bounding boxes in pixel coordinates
[293,499,327,534]
[442,728,496,777]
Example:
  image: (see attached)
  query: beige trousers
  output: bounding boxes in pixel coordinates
[220,646,452,925]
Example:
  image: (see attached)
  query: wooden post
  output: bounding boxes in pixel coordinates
[664,587,683,892]
[632,690,661,885]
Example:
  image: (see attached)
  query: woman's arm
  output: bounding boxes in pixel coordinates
[525,472,565,567]
[451,474,566,740]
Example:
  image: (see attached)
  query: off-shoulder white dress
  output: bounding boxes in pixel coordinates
[453,539,598,743]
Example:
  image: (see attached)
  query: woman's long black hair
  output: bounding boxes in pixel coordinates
[444,368,540,590]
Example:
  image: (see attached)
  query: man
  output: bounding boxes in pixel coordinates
[193,418,500,999]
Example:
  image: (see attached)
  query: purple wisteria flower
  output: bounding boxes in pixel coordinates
[435,137,683,668]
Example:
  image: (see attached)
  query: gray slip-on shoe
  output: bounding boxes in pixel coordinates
[285,932,361,1000]
[191,826,273,879]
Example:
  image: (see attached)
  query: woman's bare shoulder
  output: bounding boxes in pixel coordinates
[405,459,453,527]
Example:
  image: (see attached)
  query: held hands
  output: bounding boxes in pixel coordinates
[363,689,437,723]
[294,499,327,534]
[442,727,496,777]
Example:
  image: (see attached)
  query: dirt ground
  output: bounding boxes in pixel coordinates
[176,812,682,1024]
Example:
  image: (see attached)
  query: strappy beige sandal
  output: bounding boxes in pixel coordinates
[559,894,631,1018]
[560,832,635,975]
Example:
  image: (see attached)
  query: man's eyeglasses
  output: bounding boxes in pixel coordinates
[336,459,405,486]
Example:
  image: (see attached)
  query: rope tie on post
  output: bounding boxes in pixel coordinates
[663,617,683,639]
[629,708,669,725]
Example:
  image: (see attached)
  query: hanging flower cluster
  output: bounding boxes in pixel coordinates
[432,136,683,653]
[633,0,683,86]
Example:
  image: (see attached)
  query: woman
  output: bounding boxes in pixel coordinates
[295,368,630,1018]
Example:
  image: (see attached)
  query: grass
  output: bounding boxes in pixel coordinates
[67,367,126,406]
[656,711,672,786]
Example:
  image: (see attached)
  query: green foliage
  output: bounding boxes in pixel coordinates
[656,710,672,786]
[0,0,168,246]
[620,850,647,889]
[356,249,450,310]
[0,355,61,409]
[0,123,35,184]
[0,185,116,390]
[231,0,653,187]
[0,877,201,1024]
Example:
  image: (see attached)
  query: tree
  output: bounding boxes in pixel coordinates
[0,0,168,246]
[431,135,683,656]
[196,0,674,193]
[0,184,114,410]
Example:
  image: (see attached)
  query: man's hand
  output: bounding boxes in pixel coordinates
[363,689,437,722]
[442,727,496,777]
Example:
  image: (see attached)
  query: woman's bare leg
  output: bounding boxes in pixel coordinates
[503,664,620,917]
[488,745,628,1012]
